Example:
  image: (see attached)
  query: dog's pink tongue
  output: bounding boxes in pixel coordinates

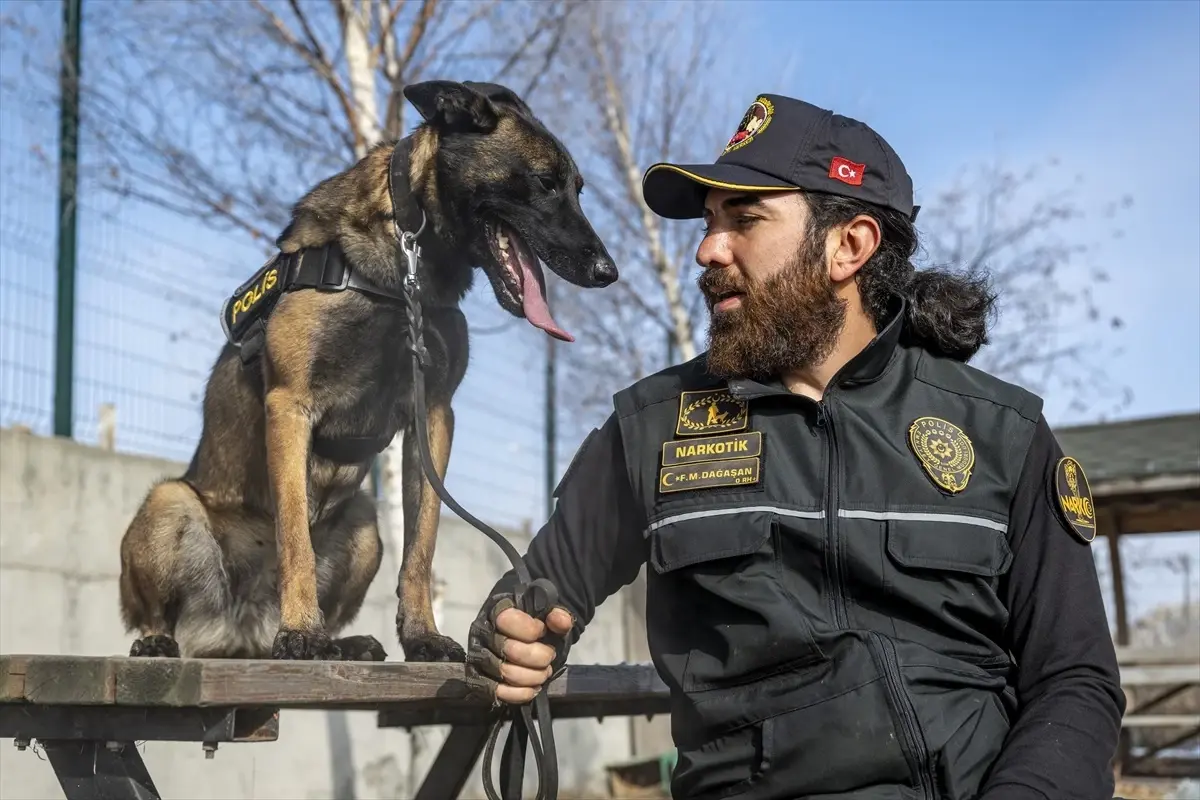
[517,250,574,343]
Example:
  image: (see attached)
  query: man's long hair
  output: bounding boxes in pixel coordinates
[800,191,996,361]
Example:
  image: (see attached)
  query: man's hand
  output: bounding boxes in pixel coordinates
[465,598,574,705]
[491,605,574,703]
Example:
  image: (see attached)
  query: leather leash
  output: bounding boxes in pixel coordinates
[390,147,561,800]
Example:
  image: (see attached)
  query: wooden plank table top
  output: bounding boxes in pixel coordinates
[0,654,670,714]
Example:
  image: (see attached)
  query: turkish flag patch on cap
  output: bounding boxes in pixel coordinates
[829,157,865,186]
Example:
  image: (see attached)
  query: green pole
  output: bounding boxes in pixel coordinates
[53,0,82,438]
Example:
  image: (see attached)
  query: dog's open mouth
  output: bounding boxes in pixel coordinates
[486,221,573,343]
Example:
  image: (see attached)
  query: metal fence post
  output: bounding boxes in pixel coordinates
[54,0,83,438]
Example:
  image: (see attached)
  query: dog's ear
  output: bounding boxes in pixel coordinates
[463,81,533,117]
[403,80,500,133]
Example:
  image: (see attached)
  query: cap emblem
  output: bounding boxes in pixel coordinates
[723,96,774,155]
[829,156,865,186]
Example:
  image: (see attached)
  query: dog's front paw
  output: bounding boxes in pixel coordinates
[403,633,466,663]
[129,635,181,658]
[330,635,388,662]
[271,628,335,660]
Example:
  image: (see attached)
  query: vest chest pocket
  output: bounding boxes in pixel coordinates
[882,515,1013,660]
[646,507,827,693]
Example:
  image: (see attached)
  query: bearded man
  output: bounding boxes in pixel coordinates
[465,94,1125,800]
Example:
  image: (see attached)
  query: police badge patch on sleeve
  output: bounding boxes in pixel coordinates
[1054,456,1097,543]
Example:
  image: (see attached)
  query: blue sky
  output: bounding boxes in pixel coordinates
[1,0,1196,626]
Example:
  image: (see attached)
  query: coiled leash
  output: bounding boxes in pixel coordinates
[398,212,562,800]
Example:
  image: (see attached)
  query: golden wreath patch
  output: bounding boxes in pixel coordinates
[908,416,975,494]
[1054,456,1097,543]
[675,389,748,437]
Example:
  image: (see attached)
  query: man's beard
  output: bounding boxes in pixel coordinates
[699,243,848,381]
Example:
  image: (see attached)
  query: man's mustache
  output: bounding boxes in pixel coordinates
[698,269,749,300]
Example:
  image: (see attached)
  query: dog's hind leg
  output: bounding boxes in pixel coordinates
[119,480,230,658]
[315,489,388,662]
[395,400,465,663]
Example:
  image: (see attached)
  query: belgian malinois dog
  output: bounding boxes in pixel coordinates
[117,80,617,663]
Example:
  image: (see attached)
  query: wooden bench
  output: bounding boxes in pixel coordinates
[0,654,670,800]
[9,648,1194,795]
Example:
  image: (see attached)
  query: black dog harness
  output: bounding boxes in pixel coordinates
[220,243,409,463]
[221,243,407,366]
[220,144,563,800]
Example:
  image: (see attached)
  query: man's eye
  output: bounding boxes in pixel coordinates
[700,214,759,235]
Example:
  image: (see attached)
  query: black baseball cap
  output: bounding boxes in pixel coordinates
[642,94,919,222]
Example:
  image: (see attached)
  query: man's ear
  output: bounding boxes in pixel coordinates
[828,214,881,283]
[403,80,500,132]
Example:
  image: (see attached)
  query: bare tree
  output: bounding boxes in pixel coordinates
[917,158,1133,419]
[2,0,576,247]
[528,2,1133,434]
[523,0,739,433]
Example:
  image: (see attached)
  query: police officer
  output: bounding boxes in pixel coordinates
[465,93,1125,799]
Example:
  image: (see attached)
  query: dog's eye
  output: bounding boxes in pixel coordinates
[537,175,557,192]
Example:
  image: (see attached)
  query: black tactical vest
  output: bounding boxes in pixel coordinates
[612,300,1044,800]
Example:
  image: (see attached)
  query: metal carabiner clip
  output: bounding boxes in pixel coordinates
[399,210,427,289]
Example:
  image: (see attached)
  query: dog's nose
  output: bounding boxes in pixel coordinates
[589,257,618,286]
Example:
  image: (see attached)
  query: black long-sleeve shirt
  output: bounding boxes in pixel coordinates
[484,410,1125,799]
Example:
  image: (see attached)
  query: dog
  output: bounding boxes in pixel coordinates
[116,80,617,663]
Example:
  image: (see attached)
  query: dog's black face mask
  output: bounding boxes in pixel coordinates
[403,80,618,342]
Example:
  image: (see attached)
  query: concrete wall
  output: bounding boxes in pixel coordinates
[0,427,643,799]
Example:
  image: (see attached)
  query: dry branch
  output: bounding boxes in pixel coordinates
[3,0,577,250]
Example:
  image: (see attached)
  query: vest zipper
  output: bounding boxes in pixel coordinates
[817,399,848,630]
[872,632,937,799]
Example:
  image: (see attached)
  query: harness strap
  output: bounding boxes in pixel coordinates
[284,242,407,303]
[225,242,408,367]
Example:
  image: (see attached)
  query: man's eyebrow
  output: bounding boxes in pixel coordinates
[703,193,769,218]
[724,194,766,210]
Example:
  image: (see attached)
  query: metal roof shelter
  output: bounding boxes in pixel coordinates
[1054,410,1200,645]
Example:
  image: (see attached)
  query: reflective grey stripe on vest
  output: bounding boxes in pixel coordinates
[645,506,1006,536]
[645,505,824,535]
[837,509,1008,533]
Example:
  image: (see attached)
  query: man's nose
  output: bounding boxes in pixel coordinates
[695,232,733,270]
